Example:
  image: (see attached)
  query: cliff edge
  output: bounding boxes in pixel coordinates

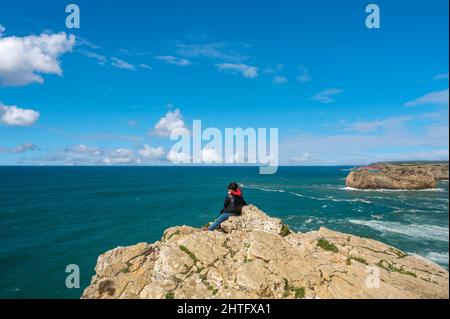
[346,162,449,190]
[82,205,449,299]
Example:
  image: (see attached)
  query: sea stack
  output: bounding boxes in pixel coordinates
[82,205,449,299]
[345,162,449,190]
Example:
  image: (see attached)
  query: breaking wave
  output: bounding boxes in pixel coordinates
[348,219,449,242]
[244,185,371,204]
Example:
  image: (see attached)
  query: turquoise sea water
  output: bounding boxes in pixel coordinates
[0,166,448,298]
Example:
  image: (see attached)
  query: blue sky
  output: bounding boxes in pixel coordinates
[0,0,448,165]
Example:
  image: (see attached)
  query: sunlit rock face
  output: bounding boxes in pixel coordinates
[82,205,449,299]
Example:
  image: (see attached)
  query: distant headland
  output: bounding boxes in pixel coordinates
[346,161,449,190]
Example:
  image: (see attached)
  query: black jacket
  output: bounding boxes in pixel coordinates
[221,193,247,215]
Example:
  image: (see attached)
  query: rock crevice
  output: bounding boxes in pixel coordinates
[82,205,449,299]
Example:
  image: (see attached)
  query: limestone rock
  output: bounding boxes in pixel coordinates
[82,205,449,299]
[346,162,448,190]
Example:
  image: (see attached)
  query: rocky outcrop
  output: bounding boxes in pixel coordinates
[346,162,449,190]
[82,205,449,299]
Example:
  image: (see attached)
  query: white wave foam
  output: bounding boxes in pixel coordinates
[245,185,371,204]
[331,198,371,204]
[424,252,449,265]
[348,219,449,242]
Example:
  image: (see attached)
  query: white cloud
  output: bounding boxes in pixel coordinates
[296,65,311,83]
[311,88,343,104]
[289,152,313,163]
[201,148,222,163]
[75,36,100,49]
[0,104,40,126]
[13,143,38,153]
[110,57,136,70]
[79,50,108,65]
[175,42,248,62]
[0,31,75,86]
[79,50,147,71]
[263,64,285,75]
[154,55,191,66]
[138,144,165,161]
[167,150,190,163]
[433,73,449,80]
[280,120,449,165]
[151,108,187,137]
[347,116,412,133]
[0,143,38,153]
[102,148,135,165]
[215,63,258,78]
[371,150,449,162]
[66,144,103,156]
[404,89,449,107]
[139,64,152,70]
[272,76,288,85]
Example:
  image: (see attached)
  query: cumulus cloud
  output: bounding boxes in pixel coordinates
[272,76,288,85]
[311,88,343,104]
[151,108,187,137]
[0,104,40,126]
[404,89,449,107]
[102,148,135,165]
[0,31,75,86]
[0,143,38,153]
[216,63,258,78]
[167,150,190,163]
[154,55,191,66]
[138,144,165,161]
[201,148,222,163]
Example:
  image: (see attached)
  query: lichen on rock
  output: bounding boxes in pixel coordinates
[82,205,449,299]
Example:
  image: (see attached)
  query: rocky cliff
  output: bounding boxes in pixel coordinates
[346,162,449,190]
[82,205,448,299]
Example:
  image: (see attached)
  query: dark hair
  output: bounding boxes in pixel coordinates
[228,182,239,191]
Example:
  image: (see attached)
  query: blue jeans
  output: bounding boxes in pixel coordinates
[208,213,232,231]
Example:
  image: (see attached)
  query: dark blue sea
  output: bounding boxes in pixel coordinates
[0,166,448,298]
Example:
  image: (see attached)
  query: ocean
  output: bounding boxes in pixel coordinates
[0,166,448,298]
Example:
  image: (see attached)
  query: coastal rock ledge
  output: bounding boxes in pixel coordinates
[82,205,449,299]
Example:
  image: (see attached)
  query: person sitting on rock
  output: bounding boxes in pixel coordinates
[207,182,247,231]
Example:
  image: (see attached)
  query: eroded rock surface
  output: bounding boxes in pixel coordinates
[346,162,449,190]
[82,205,449,299]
